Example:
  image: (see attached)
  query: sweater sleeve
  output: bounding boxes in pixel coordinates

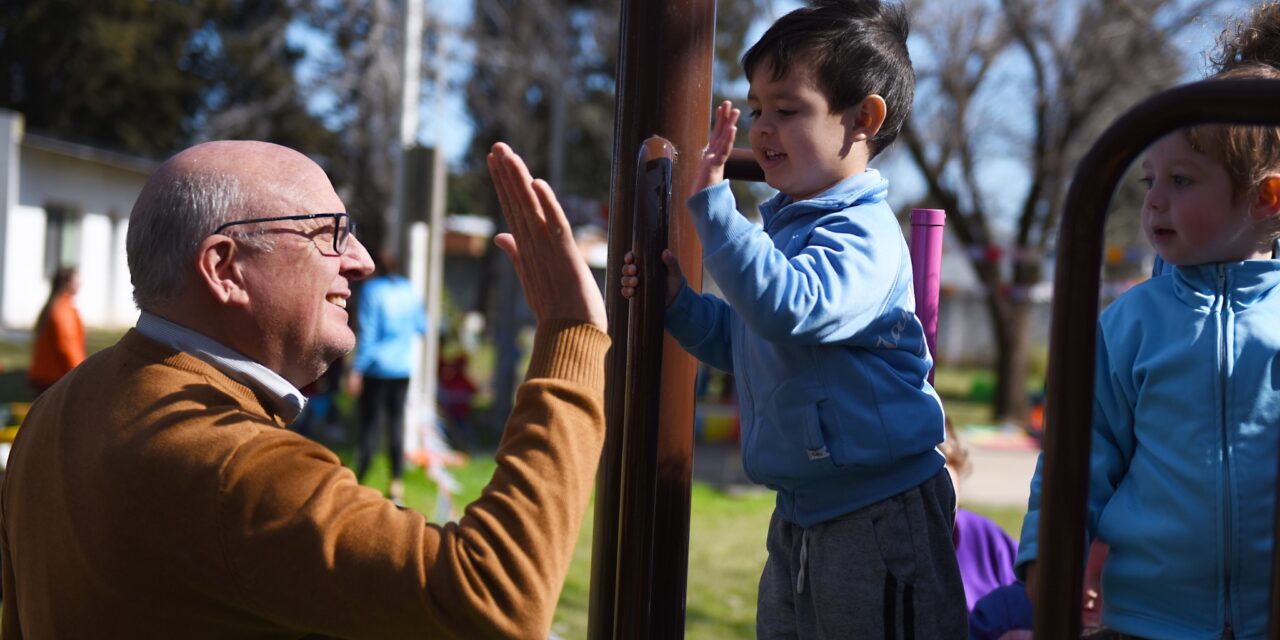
[218,320,608,639]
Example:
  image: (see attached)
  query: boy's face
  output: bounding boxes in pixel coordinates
[1140,133,1267,266]
[747,62,867,201]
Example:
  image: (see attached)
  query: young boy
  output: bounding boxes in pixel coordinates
[1016,56,1280,640]
[622,1,966,636]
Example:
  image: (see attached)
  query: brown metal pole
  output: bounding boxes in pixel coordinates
[590,0,716,638]
[1036,78,1280,639]
[614,137,676,636]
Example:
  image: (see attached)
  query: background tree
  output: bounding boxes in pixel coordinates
[898,0,1231,423]
[300,0,407,253]
[0,0,217,154]
[196,0,342,173]
[0,0,422,256]
[459,0,616,432]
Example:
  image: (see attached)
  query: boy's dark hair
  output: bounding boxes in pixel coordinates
[741,0,915,158]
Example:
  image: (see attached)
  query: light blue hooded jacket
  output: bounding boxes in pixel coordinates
[351,274,427,379]
[1017,260,1280,639]
[666,172,946,528]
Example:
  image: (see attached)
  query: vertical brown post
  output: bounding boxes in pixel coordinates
[589,0,716,638]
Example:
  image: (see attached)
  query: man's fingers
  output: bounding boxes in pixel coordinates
[494,233,520,264]
[487,149,531,245]
[487,145,519,216]
[487,141,606,330]
[488,144,541,243]
[533,179,572,244]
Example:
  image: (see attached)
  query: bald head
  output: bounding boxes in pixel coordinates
[126,141,341,311]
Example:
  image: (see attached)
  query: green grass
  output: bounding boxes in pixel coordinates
[339,449,773,638]
[348,448,1024,637]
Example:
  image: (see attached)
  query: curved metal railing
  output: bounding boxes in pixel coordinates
[1037,77,1280,638]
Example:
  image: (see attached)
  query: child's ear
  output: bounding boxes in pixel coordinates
[1251,175,1280,220]
[847,95,887,142]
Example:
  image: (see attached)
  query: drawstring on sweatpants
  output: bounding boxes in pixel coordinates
[796,528,810,594]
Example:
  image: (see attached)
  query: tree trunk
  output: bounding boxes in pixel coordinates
[991,298,1032,425]
[986,250,1041,425]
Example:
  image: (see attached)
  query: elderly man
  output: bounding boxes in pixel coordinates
[0,141,608,639]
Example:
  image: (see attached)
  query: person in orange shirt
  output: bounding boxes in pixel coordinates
[27,266,86,394]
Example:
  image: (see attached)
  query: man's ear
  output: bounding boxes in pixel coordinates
[195,235,250,307]
[847,95,887,143]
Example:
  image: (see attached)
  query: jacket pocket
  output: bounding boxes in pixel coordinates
[753,380,843,481]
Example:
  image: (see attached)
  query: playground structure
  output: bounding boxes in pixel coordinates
[592,1,953,637]
[589,0,1280,636]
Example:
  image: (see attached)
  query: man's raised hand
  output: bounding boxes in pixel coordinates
[486,143,606,331]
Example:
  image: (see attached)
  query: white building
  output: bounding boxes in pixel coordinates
[0,109,154,330]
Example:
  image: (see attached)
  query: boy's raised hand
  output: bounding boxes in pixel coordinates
[621,249,684,307]
[690,100,741,197]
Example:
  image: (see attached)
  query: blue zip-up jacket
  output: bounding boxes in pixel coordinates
[666,172,946,528]
[351,274,427,379]
[1017,260,1280,639]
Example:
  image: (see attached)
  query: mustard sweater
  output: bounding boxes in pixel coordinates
[1,320,608,639]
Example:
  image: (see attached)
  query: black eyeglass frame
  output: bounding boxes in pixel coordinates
[211,212,356,256]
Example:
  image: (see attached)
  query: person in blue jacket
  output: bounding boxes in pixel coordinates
[622,1,964,636]
[347,249,427,506]
[1017,54,1280,638]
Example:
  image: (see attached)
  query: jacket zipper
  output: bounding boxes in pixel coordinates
[1218,265,1234,640]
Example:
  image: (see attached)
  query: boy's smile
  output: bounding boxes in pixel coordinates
[1140,133,1271,266]
[747,62,869,201]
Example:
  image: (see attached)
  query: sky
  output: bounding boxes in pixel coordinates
[287,1,475,163]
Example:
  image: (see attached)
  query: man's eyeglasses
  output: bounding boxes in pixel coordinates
[212,213,356,256]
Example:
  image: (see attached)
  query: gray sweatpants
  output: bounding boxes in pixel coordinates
[757,469,968,639]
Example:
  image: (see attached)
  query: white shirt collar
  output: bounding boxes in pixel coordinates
[135,311,306,422]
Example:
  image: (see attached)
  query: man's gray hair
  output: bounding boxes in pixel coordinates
[126,171,273,310]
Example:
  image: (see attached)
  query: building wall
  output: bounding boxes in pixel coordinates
[1,118,149,330]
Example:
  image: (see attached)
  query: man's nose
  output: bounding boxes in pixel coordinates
[342,236,376,280]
